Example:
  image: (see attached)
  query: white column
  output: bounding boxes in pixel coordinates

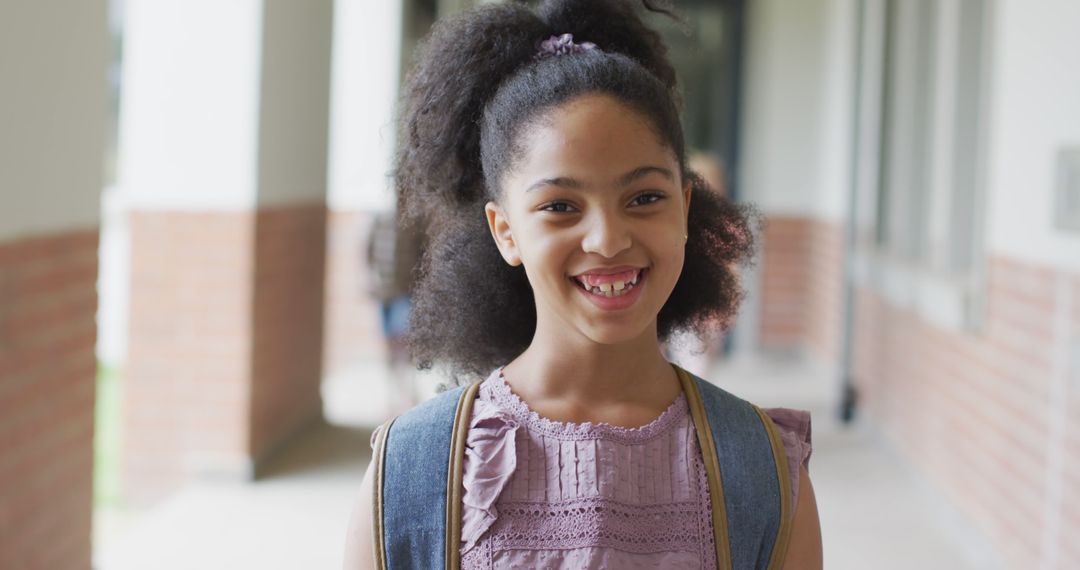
[0,0,107,239]
[256,0,334,207]
[739,0,854,222]
[119,0,264,211]
[327,0,404,212]
[117,0,334,502]
[120,0,333,209]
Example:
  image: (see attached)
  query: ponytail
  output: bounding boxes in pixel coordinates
[396,4,547,226]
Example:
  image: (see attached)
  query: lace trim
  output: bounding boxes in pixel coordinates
[484,367,688,443]
[693,444,718,568]
[461,541,492,570]
[487,496,704,554]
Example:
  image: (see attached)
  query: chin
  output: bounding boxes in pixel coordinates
[579,319,655,346]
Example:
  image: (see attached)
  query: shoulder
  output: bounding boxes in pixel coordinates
[760,406,813,514]
[685,370,772,426]
[682,370,813,468]
[760,407,813,470]
[693,375,753,406]
[369,384,471,452]
[681,368,814,509]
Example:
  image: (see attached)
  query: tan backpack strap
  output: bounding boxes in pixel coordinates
[752,405,794,569]
[371,417,396,570]
[674,365,733,570]
[445,382,483,570]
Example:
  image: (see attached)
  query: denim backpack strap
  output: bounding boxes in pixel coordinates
[371,382,481,570]
[673,364,793,570]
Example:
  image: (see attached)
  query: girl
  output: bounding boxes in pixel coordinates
[345,1,821,568]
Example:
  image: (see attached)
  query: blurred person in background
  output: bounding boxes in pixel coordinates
[365,208,424,412]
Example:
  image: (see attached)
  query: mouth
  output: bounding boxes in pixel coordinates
[569,267,646,299]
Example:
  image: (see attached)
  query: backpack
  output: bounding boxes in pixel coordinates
[370,364,793,570]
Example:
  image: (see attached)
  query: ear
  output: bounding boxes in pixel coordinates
[485,201,522,267]
[682,179,693,231]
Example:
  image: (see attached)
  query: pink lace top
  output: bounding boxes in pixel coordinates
[458,367,813,569]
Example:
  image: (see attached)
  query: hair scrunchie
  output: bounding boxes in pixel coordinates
[533,33,598,61]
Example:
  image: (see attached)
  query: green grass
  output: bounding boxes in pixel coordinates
[94,362,122,508]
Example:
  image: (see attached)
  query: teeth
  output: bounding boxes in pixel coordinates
[575,269,644,298]
[588,282,634,297]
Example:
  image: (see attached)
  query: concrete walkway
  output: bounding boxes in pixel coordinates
[708,357,1000,570]
[93,357,999,569]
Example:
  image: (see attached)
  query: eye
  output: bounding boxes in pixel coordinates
[630,192,665,207]
[539,201,576,213]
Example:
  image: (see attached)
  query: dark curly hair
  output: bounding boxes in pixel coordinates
[396,0,758,382]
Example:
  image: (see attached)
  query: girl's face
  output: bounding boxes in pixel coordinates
[485,94,691,346]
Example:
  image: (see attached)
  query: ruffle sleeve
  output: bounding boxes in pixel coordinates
[460,398,522,553]
[762,407,812,508]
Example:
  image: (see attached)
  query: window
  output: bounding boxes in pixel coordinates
[876,0,988,273]
[859,0,991,330]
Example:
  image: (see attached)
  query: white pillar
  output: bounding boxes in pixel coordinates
[327,0,403,212]
[0,1,107,240]
[0,1,108,567]
[118,0,334,503]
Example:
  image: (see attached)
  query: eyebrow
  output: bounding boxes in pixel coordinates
[525,165,674,193]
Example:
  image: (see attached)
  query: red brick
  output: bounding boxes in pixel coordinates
[0,229,98,570]
[323,209,386,373]
[123,205,327,505]
[843,255,1080,566]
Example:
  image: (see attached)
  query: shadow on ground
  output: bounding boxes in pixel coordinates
[258,422,374,481]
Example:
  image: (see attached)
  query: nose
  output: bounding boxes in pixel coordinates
[581,210,632,258]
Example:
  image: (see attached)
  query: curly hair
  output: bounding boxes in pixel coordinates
[396,0,758,382]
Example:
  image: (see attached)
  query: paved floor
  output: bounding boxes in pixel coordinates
[93,357,1001,569]
[709,357,1000,570]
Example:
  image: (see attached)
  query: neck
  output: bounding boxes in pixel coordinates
[503,317,679,411]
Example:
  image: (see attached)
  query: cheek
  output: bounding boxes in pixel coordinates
[645,217,688,253]
[662,239,686,277]
[648,224,688,282]
[514,227,572,281]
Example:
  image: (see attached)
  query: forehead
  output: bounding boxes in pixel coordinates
[511,94,678,184]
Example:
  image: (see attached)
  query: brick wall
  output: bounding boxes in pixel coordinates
[803,221,844,364]
[852,258,1080,567]
[323,210,385,376]
[761,215,1080,567]
[125,210,254,503]
[125,204,327,504]
[0,230,99,570]
[250,205,327,460]
[759,217,811,347]
[758,216,844,362]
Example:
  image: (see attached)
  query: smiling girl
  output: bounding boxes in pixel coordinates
[344,1,821,568]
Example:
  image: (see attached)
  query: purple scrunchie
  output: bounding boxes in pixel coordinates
[533,33,598,62]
